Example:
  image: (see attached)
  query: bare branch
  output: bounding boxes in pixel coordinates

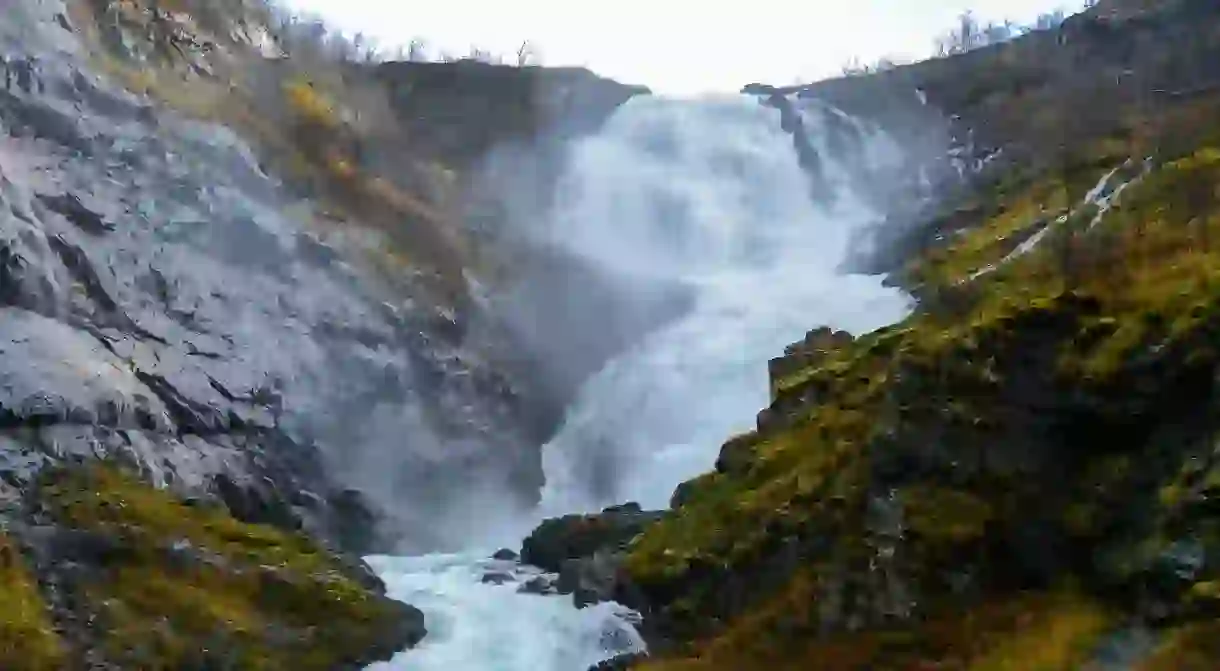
[515,40,539,66]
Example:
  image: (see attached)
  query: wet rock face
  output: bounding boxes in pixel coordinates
[374,60,649,168]
[0,0,538,556]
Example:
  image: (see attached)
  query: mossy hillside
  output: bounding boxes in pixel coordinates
[34,464,420,670]
[881,75,1220,291]
[898,159,1124,295]
[639,591,1111,671]
[624,142,1220,668]
[0,534,65,670]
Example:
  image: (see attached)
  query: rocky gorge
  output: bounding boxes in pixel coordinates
[522,1,1220,669]
[2,0,1220,668]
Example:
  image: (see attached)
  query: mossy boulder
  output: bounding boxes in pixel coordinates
[2,463,423,670]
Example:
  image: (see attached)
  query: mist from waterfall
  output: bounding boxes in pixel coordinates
[369,91,914,670]
[535,94,912,513]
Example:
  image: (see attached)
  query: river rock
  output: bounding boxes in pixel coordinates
[520,502,664,610]
[481,571,515,585]
[557,549,628,608]
[520,502,665,574]
[588,652,649,671]
[493,547,519,561]
[516,574,558,595]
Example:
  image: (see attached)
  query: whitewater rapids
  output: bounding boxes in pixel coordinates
[366,92,912,670]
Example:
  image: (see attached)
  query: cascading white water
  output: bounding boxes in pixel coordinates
[365,553,645,671]
[536,95,911,512]
[367,93,912,670]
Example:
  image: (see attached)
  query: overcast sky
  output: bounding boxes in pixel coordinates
[281,0,1080,95]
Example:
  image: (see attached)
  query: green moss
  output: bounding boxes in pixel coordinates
[0,534,65,670]
[900,485,993,544]
[638,592,1111,671]
[38,464,411,670]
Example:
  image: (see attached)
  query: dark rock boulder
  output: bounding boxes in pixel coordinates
[714,432,764,476]
[521,502,665,574]
[768,326,855,385]
[557,549,630,608]
[516,574,558,596]
[521,503,665,610]
[492,547,519,561]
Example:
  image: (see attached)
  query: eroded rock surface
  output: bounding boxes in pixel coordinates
[0,0,568,559]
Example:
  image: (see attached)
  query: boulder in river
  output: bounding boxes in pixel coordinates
[520,502,665,574]
[493,547,520,561]
[520,502,664,609]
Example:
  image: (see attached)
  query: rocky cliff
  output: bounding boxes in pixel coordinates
[0,0,644,665]
[745,0,1220,286]
[516,1,1220,669]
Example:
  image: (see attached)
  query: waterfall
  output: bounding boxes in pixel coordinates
[367,92,913,670]
[535,94,910,513]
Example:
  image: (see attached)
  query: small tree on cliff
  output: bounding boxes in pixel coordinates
[516,40,540,66]
[934,11,982,55]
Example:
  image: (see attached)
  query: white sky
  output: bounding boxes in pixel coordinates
[281,0,1079,95]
